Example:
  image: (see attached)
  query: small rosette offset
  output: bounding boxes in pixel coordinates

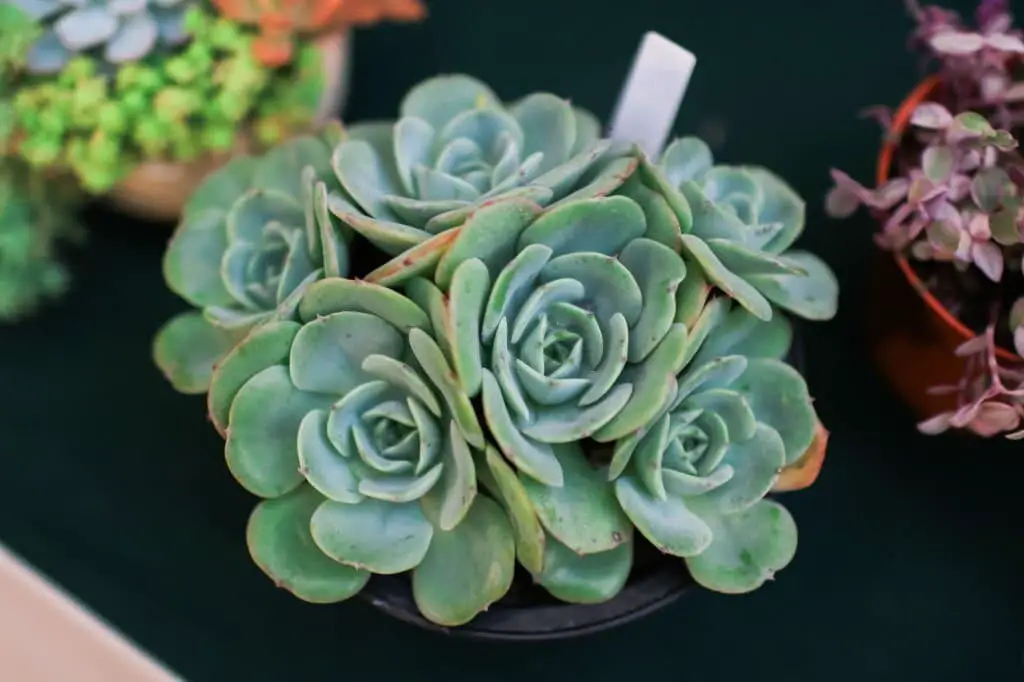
[325,74,612,255]
[154,133,349,394]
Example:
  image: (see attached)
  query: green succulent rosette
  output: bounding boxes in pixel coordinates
[611,296,816,593]
[208,278,515,626]
[657,137,839,322]
[325,74,612,255]
[154,130,350,396]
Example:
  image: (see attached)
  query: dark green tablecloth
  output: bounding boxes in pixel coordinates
[1,0,1021,679]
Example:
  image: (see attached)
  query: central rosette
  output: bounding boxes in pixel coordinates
[396,194,692,488]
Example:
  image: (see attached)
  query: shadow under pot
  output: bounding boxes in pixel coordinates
[357,326,807,641]
[866,75,1024,421]
[105,29,352,224]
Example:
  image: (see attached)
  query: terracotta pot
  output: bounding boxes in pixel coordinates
[867,75,1021,418]
[106,29,352,223]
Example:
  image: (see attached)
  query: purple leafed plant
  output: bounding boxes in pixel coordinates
[826,0,1024,439]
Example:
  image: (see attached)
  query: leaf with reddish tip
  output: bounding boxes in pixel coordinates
[773,420,829,492]
[298,277,431,332]
[364,227,461,287]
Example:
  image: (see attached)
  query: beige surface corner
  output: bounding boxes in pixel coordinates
[0,544,180,682]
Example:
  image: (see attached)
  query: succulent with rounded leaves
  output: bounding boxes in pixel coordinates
[12,7,325,192]
[657,137,839,323]
[210,0,425,67]
[153,130,349,396]
[16,0,199,75]
[326,74,610,256]
[208,278,516,626]
[611,296,819,593]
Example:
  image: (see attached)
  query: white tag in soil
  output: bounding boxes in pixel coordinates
[608,32,697,159]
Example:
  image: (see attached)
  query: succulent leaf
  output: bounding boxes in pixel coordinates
[534,534,632,605]
[411,494,515,627]
[152,310,244,395]
[246,485,370,603]
[684,498,798,594]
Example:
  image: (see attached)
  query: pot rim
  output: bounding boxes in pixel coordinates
[876,74,1019,362]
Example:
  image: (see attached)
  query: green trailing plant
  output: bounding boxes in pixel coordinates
[11,6,326,193]
[16,0,198,75]
[167,73,839,626]
[153,126,349,394]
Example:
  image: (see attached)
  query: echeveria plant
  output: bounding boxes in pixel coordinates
[214,279,513,625]
[12,7,326,192]
[168,72,839,626]
[325,74,608,256]
[154,129,349,395]
[211,0,425,66]
[826,0,1024,438]
[16,0,197,75]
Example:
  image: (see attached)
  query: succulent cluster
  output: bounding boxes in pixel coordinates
[16,0,197,75]
[827,0,1024,438]
[156,74,839,625]
[211,0,425,67]
[11,7,326,193]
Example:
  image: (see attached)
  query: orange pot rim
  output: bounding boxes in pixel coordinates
[875,74,1019,362]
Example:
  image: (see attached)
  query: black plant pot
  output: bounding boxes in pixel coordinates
[358,321,807,640]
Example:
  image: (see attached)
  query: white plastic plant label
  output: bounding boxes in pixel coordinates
[608,32,697,159]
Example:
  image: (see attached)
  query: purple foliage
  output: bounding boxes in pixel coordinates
[827,1,1024,438]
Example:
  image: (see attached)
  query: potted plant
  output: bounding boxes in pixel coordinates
[155,73,839,635]
[826,0,1024,437]
[5,0,425,223]
[0,4,83,322]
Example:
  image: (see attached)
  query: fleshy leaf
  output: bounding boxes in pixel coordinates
[162,209,234,309]
[615,475,713,557]
[520,442,632,555]
[297,410,364,504]
[659,136,713,186]
[247,485,369,603]
[482,446,545,575]
[400,74,501,130]
[311,498,433,574]
[700,423,786,513]
[481,370,562,487]
[153,311,241,395]
[289,312,403,396]
[207,321,301,436]
[226,366,333,498]
[734,359,816,465]
[534,534,632,604]
[685,499,798,594]
[412,495,515,627]
[297,277,430,332]
[747,251,838,321]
